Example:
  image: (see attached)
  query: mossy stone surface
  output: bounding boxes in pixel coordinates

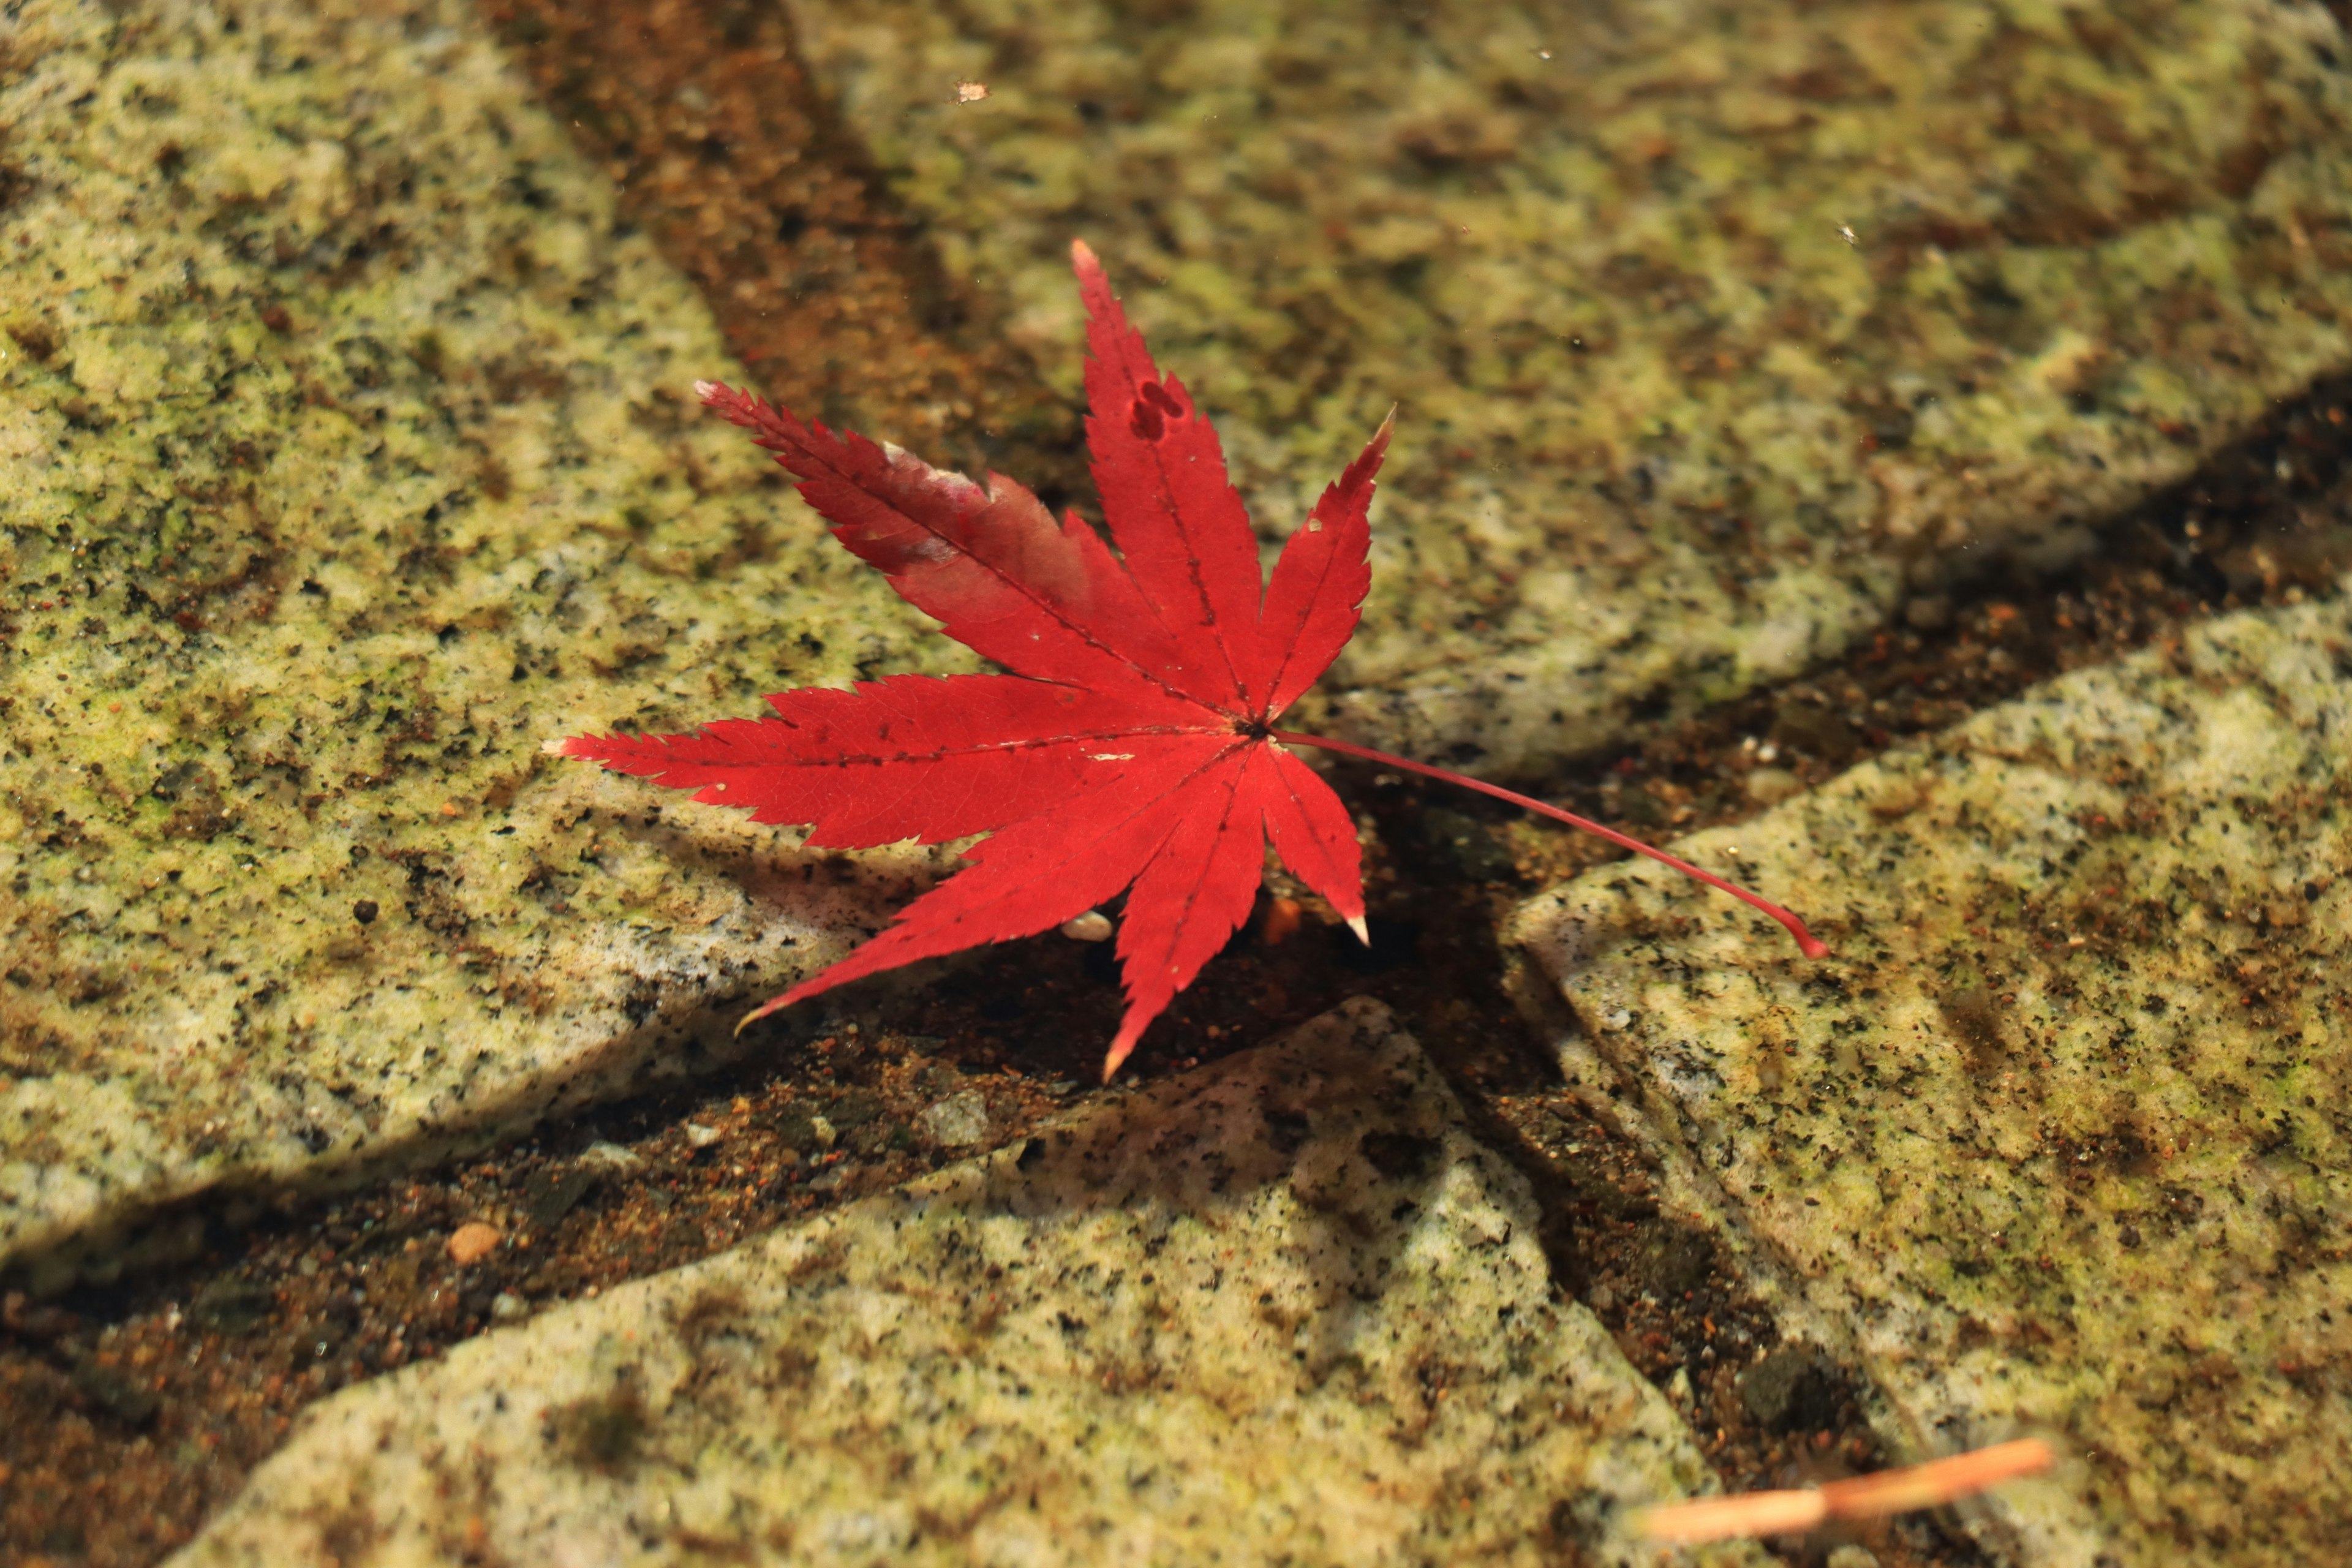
[786,0,2352,774]
[0,0,961,1280]
[1512,592,2352,1566]
[168,1000,1765,1568]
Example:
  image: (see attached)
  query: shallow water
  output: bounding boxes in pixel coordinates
[3,1,2350,1562]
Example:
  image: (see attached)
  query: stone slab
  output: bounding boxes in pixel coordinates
[785,0,2352,774]
[1511,592,2352,1566]
[168,999,1768,1568]
[0,0,965,1281]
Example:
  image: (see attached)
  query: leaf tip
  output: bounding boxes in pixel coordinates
[1346,913,1371,947]
[735,993,791,1038]
[693,379,722,403]
[1101,1022,1144,1083]
[1070,236,1100,276]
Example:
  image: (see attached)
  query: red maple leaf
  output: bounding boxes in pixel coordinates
[561,242,1823,1079]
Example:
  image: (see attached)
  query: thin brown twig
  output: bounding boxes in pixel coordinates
[1637,1437,2057,1545]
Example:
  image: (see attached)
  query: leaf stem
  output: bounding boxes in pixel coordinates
[1273,731,1830,959]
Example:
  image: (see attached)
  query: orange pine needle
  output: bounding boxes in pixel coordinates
[1638,1438,2055,1545]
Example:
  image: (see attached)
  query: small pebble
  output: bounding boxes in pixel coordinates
[446,1222,501,1265]
[490,1291,527,1323]
[684,1122,722,1149]
[579,1140,643,1170]
[1260,895,1303,946]
[1904,592,1953,630]
[919,1089,990,1149]
[1059,910,1113,941]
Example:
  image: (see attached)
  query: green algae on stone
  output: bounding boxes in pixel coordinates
[785,0,2352,775]
[168,1000,1766,1568]
[1510,594,2352,1566]
[0,0,967,1283]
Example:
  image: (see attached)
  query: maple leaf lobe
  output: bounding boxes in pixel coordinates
[1128,380,1185,442]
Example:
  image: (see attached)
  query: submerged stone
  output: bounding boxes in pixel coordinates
[785,0,2352,774]
[1513,592,2352,1566]
[170,1000,1766,1567]
[0,0,959,1281]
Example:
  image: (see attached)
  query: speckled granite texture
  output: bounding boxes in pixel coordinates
[0,0,963,1284]
[167,1000,1766,1568]
[1512,592,2352,1566]
[786,0,2352,774]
